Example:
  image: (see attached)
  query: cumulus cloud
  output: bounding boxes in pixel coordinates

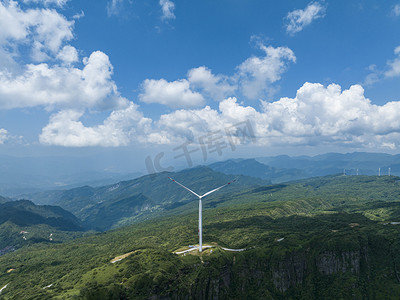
[0,128,8,144]
[154,82,400,149]
[160,0,175,21]
[0,0,149,148]
[188,66,237,101]
[39,102,153,147]
[285,1,326,35]
[0,51,127,111]
[0,0,74,62]
[56,45,78,65]
[36,80,400,149]
[139,78,205,108]
[140,44,295,107]
[237,45,296,99]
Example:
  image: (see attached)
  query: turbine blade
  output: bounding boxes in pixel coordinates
[201,178,236,198]
[168,177,201,198]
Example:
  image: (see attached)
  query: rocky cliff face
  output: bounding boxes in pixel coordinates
[271,247,368,292]
[272,252,307,292]
[153,246,374,299]
[78,237,398,300]
[316,248,367,276]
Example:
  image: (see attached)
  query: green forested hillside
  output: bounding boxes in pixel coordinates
[25,167,269,231]
[0,200,86,253]
[1,175,400,299]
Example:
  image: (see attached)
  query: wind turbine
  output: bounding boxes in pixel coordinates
[168,177,236,252]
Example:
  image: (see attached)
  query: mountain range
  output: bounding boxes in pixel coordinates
[2,153,400,298]
[209,152,400,183]
[2,151,400,197]
[2,174,400,299]
[24,167,269,231]
[16,152,400,231]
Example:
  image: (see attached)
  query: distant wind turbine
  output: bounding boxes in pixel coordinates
[168,177,236,252]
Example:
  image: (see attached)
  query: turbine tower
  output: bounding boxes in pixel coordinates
[169,177,235,252]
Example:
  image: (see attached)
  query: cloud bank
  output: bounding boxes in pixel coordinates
[154,82,400,149]
[40,81,400,149]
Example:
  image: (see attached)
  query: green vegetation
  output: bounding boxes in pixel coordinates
[0,200,86,252]
[26,167,269,231]
[1,175,400,299]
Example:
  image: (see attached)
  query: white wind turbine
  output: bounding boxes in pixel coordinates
[168,177,236,252]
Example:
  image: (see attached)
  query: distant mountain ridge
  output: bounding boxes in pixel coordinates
[25,166,269,231]
[209,158,306,183]
[207,153,400,183]
[257,152,400,177]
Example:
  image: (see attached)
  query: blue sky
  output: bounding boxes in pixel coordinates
[1,0,400,172]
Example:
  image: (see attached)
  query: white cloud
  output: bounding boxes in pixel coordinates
[0,128,8,144]
[385,46,400,78]
[0,1,29,43]
[385,59,400,77]
[56,45,78,65]
[140,44,295,107]
[393,4,400,16]
[188,66,237,101]
[0,1,74,62]
[157,105,225,142]
[39,102,152,147]
[72,10,84,20]
[0,51,127,111]
[237,45,296,99]
[36,80,400,149]
[285,1,326,35]
[155,82,400,149]
[160,0,175,21]
[364,46,400,84]
[139,78,205,108]
[107,0,124,17]
[23,0,69,7]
